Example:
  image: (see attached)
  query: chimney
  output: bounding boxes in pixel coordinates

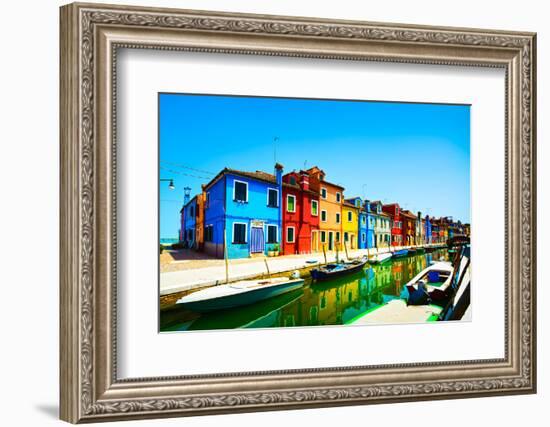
[183,186,191,205]
[417,211,421,220]
[300,170,309,191]
[274,163,284,187]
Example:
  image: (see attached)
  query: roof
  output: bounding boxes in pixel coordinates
[401,210,418,219]
[342,201,359,209]
[204,167,319,194]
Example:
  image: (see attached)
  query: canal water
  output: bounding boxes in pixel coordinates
[160,248,451,332]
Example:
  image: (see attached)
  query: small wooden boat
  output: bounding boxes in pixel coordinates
[391,249,409,258]
[405,261,453,303]
[176,277,305,312]
[310,257,368,282]
[369,252,392,264]
[415,247,426,254]
[408,248,418,255]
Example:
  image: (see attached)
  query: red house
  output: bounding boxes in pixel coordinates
[282,170,320,255]
[382,203,403,246]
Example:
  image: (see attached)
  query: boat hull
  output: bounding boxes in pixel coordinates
[311,260,367,282]
[391,249,409,258]
[179,280,305,312]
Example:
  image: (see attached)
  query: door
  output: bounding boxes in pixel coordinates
[328,231,334,251]
[250,226,265,254]
[311,230,318,252]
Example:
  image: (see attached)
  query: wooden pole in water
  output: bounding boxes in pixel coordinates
[322,245,327,265]
[264,258,271,280]
[344,241,350,260]
[224,227,229,284]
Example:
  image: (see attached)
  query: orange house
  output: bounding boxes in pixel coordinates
[307,166,344,252]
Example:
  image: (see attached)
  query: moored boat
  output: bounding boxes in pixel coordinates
[391,249,409,258]
[310,257,368,282]
[176,277,305,312]
[405,261,453,303]
[369,252,392,264]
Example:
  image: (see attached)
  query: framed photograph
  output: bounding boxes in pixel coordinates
[60,2,537,423]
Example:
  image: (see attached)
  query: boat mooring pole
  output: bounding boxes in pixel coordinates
[322,245,327,265]
[344,241,350,260]
[264,258,271,279]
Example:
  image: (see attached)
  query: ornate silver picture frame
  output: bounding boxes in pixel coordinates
[60,2,536,423]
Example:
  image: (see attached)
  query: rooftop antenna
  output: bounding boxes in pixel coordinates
[303,159,308,170]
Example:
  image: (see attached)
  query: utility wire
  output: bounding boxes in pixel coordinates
[160,166,212,180]
[160,160,214,175]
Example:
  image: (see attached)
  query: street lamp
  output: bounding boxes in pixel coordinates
[160,178,175,190]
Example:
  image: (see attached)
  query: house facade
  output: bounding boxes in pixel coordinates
[182,195,197,249]
[203,164,283,259]
[415,211,423,246]
[369,201,391,248]
[424,215,432,244]
[282,170,320,255]
[307,166,344,252]
[342,201,359,250]
[195,188,205,251]
[383,203,403,246]
[401,209,417,246]
[346,197,369,249]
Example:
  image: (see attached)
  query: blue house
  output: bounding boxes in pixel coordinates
[345,197,371,250]
[424,215,432,244]
[182,194,197,249]
[203,164,283,259]
[364,201,376,249]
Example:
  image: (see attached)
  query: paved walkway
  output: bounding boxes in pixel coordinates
[160,245,445,296]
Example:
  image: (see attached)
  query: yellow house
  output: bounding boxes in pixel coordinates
[342,202,359,250]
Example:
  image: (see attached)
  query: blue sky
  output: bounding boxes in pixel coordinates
[159,93,470,239]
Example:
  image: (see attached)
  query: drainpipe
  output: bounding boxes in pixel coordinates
[275,163,284,250]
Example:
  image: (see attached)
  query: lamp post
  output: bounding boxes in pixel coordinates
[160,178,175,190]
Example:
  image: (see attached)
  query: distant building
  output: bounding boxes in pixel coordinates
[369,201,391,248]
[346,197,371,249]
[383,203,403,246]
[342,201,359,250]
[401,209,417,246]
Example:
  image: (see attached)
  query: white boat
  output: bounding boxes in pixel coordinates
[176,277,305,312]
[405,261,453,302]
[369,252,392,264]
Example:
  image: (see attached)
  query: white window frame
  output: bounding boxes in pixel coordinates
[311,199,319,216]
[286,194,296,213]
[336,192,342,203]
[233,179,248,203]
[266,224,278,244]
[320,187,327,199]
[266,187,279,208]
[321,209,327,222]
[286,226,296,243]
[336,212,341,224]
[232,222,248,244]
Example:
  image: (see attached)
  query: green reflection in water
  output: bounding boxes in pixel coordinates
[160,249,450,332]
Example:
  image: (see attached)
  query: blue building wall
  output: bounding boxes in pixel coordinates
[366,213,376,249]
[358,211,368,249]
[224,173,281,259]
[203,170,283,259]
[424,216,432,244]
[182,197,197,248]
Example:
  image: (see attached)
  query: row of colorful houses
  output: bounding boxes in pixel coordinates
[178,164,470,259]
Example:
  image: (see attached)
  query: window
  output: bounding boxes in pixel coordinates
[289,176,297,185]
[344,232,349,242]
[362,216,366,225]
[362,232,366,243]
[336,192,341,203]
[205,192,210,208]
[347,211,353,222]
[232,223,247,244]
[287,194,296,213]
[355,199,361,208]
[335,232,341,242]
[311,200,319,216]
[321,187,327,199]
[233,180,248,202]
[320,231,326,243]
[286,226,295,243]
[266,224,278,244]
[205,225,213,242]
[336,212,341,224]
[267,188,278,207]
[321,210,327,222]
